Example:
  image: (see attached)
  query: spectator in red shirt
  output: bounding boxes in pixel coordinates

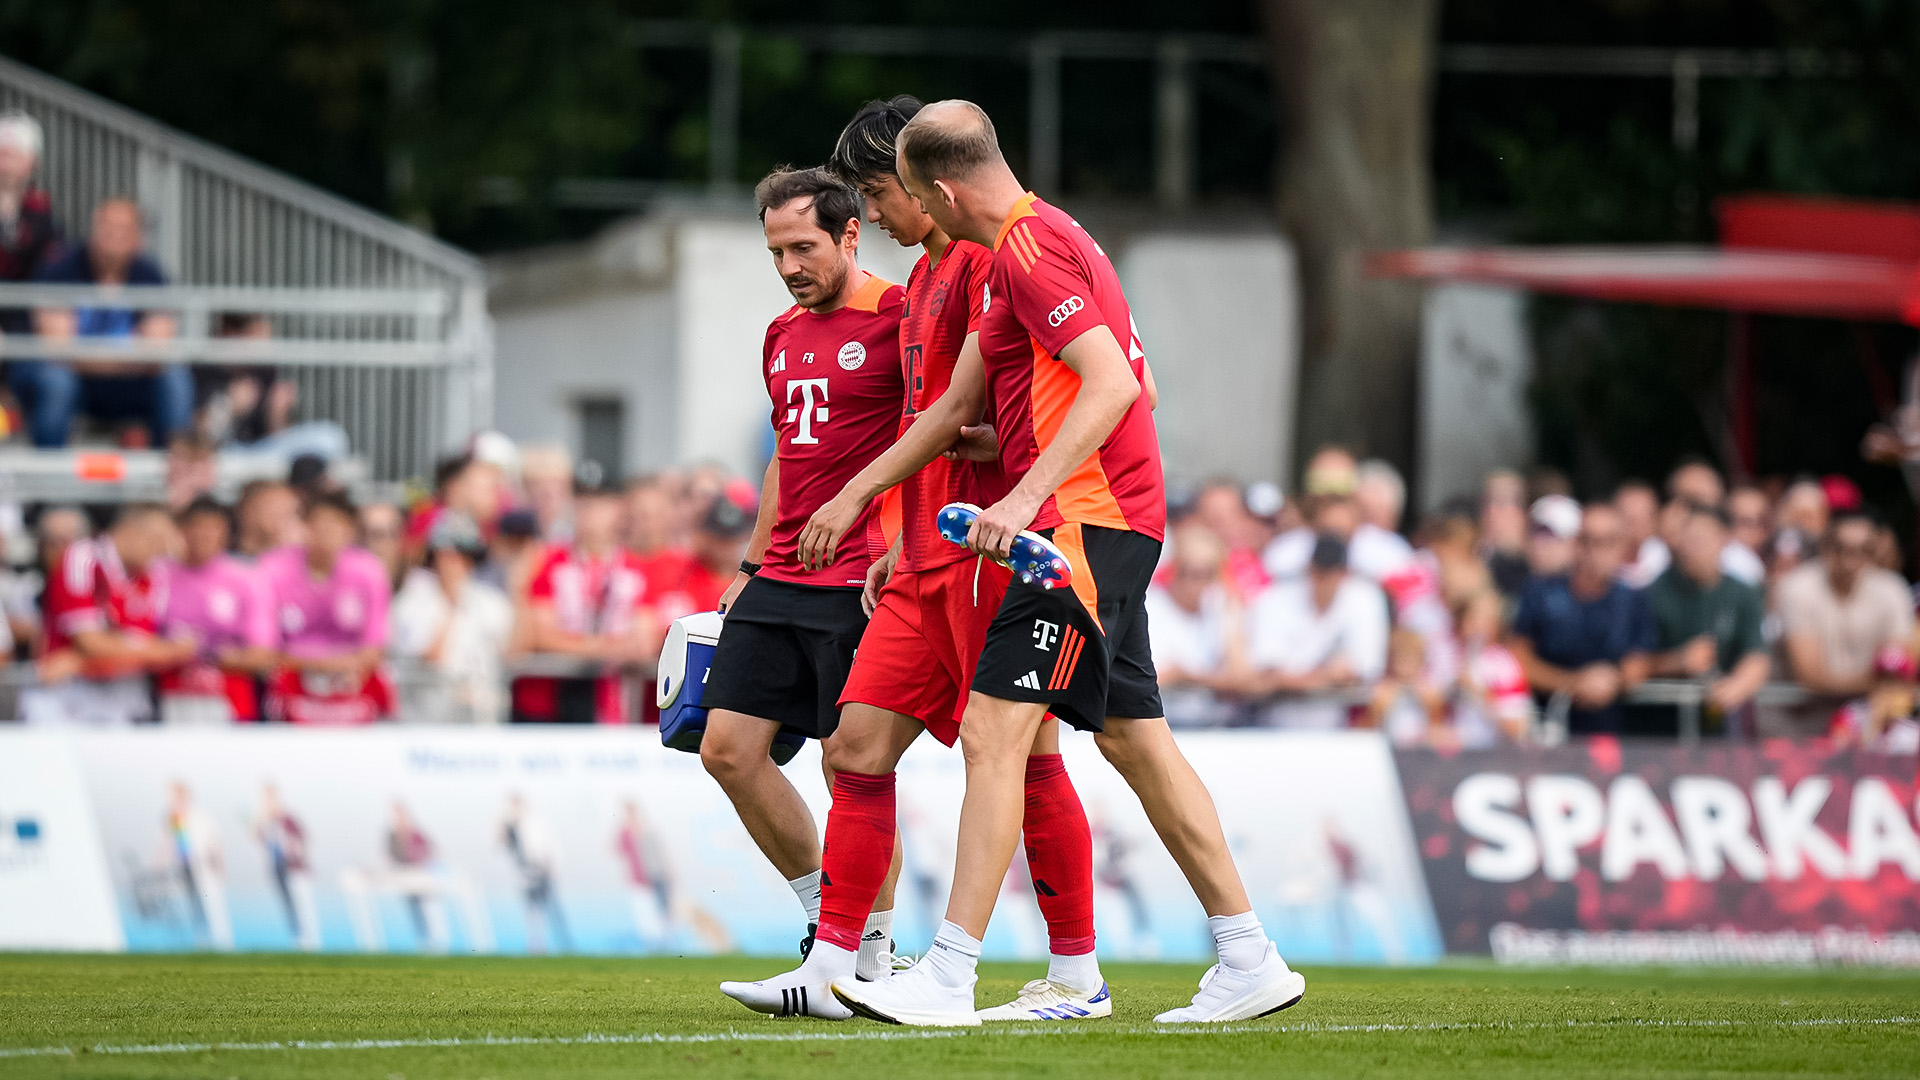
[644,493,754,625]
[511,465,659,724]
[27,503,192,725]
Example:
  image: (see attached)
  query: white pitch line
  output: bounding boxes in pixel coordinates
[0,1015,1912,1061]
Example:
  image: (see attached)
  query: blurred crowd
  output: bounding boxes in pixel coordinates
[0,436,755,726]
[1149,447,1920,751]
[8,425,1919,753]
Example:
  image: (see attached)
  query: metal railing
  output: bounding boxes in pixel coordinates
[0,53,492,483]
[0,660,1827,736]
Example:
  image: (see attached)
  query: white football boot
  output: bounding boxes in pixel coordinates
[1153,944,1306,1023]
[720,960,853,1020]
[977,978,1113,1021]
[830,961,981,1027]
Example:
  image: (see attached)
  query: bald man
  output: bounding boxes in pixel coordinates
[828,100,1303,1027]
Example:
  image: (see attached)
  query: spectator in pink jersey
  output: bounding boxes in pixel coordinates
[260,492,394,724]
[158,497,277,723]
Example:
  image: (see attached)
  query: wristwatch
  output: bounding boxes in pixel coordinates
[739,559,762,577]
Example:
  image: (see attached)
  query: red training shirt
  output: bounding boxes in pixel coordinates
[896,240,1009,572]
[979,193,1166,542]
[759,272,907,587]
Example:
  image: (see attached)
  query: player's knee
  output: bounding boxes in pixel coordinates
[1093,725,1147,776]
[699,727,759,782]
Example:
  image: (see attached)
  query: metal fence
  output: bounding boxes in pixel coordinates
[0,53,491,483]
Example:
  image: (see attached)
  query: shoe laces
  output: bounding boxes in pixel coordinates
[886,951,917,972]
[1194,964,1224,994]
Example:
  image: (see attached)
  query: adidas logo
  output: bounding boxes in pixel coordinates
[862,929,887,941]
[1015,670,1042,690]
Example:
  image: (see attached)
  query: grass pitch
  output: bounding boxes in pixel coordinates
[0,954,1914,1078]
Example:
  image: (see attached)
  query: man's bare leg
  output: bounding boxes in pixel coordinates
[1093,715,1247,914]
[1096,714,1304,1023]
[945,692,1051,937]
[721,703,920,1015]
[700,709,821,923]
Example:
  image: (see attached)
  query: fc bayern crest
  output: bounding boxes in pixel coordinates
[837,341,867,370]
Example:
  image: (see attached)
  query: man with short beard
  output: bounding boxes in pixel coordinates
[695,167,908,990]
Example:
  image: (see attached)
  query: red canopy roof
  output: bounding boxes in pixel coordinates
[1367,195,1920,325]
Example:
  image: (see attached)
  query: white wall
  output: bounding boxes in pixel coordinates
[1121,232,1298,487]
[1418,284,1534,509]
[491,290,676,476]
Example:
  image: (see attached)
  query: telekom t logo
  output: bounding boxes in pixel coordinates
[785,378,830,444]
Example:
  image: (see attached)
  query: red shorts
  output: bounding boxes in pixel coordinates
[838,556,1011,746]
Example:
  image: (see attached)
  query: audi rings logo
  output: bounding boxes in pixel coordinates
[1047,295,1084,327]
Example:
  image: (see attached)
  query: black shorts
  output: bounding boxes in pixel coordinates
[702,576,867,740]
[970,523,1164,732]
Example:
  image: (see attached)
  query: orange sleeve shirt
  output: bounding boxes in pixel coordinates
[978,194,1166,542]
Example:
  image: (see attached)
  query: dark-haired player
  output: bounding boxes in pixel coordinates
[721,97,1110,1023]
[831,101,1303,1027]
[698,167,908,1008]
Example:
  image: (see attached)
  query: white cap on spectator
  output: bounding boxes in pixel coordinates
[1245,480,1284,519]
[469,430,520,477]
[1530,494,1582,540]
[0,112,43,157]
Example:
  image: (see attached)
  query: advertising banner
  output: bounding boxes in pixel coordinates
[1,728,1440,964]
[0,733,123,950]
[1395,742,1920,965]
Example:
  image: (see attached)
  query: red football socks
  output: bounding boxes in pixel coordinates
[1022,753,1096,955]
[814,770,896,953]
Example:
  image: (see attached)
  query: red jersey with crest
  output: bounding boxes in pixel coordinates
[760,273,907,587]
[44,538,167,660]
[897,241,1008,572]
[980,194,1166,542]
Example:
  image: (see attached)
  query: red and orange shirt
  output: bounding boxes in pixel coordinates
[760,273,907,587]
[44,538,166,660]
[896,241,1008,572]
[979,194,1166,542]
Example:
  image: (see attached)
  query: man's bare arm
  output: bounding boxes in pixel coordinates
[720,457,780,613]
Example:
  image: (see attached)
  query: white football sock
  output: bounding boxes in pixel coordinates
[1046,950,1103,995]
[923,920,982,990]
[1208,910,1273,971]
[802,939,858,984]
[788,871,822,925]
[855,908,896,980]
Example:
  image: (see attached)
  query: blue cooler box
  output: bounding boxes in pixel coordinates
[657,611,804,765]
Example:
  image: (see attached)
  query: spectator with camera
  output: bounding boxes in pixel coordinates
[390,511,515,724]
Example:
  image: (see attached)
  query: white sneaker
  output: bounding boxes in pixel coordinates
[1153,944,1305,1023]
[977,978,1112,1021]
[830,961,981,1027]
[720,962,852,1020]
